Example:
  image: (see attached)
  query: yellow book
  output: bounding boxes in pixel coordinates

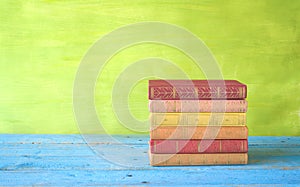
[150,113,246,127]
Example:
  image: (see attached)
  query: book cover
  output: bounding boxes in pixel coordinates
[150,139,248,154]
[149,100,248,113]
[149,80,247,100]
[150,113,246,127]
[150,126,248,139]
[149,153,248,166]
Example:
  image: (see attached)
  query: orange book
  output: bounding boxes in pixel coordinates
[150,153,248,166]
[150,126,248,140]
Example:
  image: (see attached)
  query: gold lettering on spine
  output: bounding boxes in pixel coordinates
[152,113,155,127]
[227,154,230,164]
[239,100,242,112]
[239,87,243,98]
[241,114,244,125]
[173,87,176,99]
[174,100,177,112]
[241,141,244,152]
[194,87,198,98]
[151,87,154,99]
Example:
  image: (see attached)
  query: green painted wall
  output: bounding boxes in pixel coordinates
[1,0,299,135]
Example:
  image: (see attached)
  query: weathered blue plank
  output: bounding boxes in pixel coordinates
[0,135,299,186]
[0,153,299,171]
[0,169,299,186]
[0,134,149,144]
[1,134,300,145]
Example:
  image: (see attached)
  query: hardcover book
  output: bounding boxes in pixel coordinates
[149,100,248,113]
[149,153,248,166]
[149,80,247,100]
[150,139,248,154]
[150,113,246,127]
[150,126,248,139]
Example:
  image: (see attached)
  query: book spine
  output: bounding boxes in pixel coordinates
[149,85,246,100]
[149,100,248,113]
[150,139,248,154]
[150,153,248,166]
[150,126,248,139]
[150,113,246,127]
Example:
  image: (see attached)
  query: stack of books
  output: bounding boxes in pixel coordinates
[148,80,248,166]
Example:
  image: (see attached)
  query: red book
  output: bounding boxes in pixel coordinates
[149,80,247,100]
[149,100,248,113]
[150,139,248,154]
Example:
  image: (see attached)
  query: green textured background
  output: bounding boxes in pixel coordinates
[1,0,299,135]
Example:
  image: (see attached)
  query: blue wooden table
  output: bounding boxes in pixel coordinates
[0,135,299,186]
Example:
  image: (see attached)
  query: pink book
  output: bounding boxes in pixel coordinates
[149,80,247,100]
[149,100,248,113]
[150,139,248,154]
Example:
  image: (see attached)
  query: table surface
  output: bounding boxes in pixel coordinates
[0,135,299,186]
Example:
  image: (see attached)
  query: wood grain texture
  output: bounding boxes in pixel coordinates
[0,135,299,186]
[0,1,300,135]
